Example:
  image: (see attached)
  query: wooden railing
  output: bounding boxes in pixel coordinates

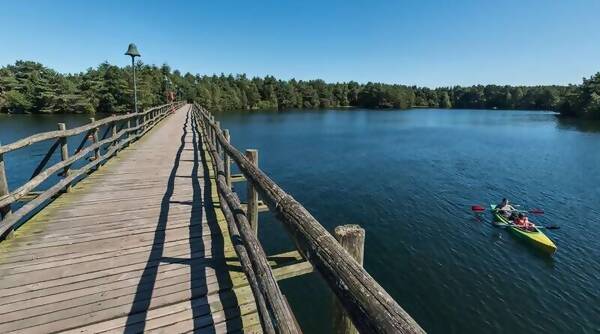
[191,104,425,334]
[0,101,184,238]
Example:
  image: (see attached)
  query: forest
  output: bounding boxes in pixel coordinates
[0,60,598,119]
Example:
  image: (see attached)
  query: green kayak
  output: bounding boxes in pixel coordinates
[490,204,557,254]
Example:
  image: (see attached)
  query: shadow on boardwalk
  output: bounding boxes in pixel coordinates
[123,110,241,333]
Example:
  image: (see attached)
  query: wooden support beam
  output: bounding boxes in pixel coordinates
[241,200,269,213]
[15,191,43,202]
[223,129,231,189]
[231,173,246,183]
[246,149,259,235]
[268,250,313,281]
[332,225,365,334]
[57,123,71,192]
[74,130,91,155]
[29,140,60,180]
[0,141,10,219]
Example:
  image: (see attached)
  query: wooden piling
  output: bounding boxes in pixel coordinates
[332,224,365,334]
[57,123,71,192]
[0,140,11,219]
[245,149,259,235]
[223,129,231,189]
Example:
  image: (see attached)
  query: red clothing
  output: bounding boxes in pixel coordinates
[514,217,533,230]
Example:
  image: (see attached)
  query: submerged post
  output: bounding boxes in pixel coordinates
[245,149,259,235]
[0,141,11,219]
[57,123,71,192]
[332,224,365,334]
[223,129,231,189]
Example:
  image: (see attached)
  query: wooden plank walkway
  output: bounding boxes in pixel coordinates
[0,105,264,333]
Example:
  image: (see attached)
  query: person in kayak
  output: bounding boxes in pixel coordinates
[497,198,516,218]
[514,213,533,230]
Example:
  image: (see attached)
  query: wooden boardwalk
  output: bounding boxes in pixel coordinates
[0,102,424,334]
[0,105,266,333]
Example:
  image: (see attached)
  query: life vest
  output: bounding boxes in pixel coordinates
[514,217,527,226]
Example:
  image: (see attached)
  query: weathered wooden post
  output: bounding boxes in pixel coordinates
[215,121,222,157]
[332,224,365,334]
[137,114,142,137]
[126,119,131,140]
[223,129,232,189]
[245,149,259,235]
[111,117,118,155]
[209,115,215,145]
[0,141,11,219]
[57,123,71,192]
[90,118,100,162]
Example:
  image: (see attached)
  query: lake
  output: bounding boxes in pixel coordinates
[1,109,599,333]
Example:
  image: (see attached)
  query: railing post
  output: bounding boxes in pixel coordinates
[332,225,365,334]
[127,119,131,140]
[111,117,118,155]
[215,121,222,157]
[209,115,214,145]
[0,141,11,219]
[90,118,100,162]
[245,149,259,235]
[223,129,231,189]
[57,123,71,192]
[137,114,142,137]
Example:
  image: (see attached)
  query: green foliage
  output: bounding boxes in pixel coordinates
[560,73,600,119]
[0,60,598,118]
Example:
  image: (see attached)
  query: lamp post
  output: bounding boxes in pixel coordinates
[125,43,141,113]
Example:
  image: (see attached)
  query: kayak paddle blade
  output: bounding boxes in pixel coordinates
[471,205,486,212]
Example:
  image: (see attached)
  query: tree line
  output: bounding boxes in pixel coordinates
[0,60,598,119]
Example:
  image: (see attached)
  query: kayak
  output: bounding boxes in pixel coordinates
[490,204,557,254]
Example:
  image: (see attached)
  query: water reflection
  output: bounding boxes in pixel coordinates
[556,117,600,133]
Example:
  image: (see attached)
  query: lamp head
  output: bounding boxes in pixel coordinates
[125,43,141,58]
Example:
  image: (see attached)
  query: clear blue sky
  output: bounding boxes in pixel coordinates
[1,0,599,87]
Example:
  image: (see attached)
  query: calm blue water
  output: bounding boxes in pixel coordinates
[216,108,600,334]
[1,109,599,333]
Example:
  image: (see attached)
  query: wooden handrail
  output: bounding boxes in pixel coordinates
[0,101,182,239]
[0,102,183,155]
[194,103,425,334]
[192,107,301,334]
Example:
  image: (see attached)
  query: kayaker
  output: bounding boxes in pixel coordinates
[514,213,533,230]
[497,198,516,218]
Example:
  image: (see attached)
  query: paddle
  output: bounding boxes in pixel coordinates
[470,205,559,229]
[470,205,544,215]
[503,223,560,230]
